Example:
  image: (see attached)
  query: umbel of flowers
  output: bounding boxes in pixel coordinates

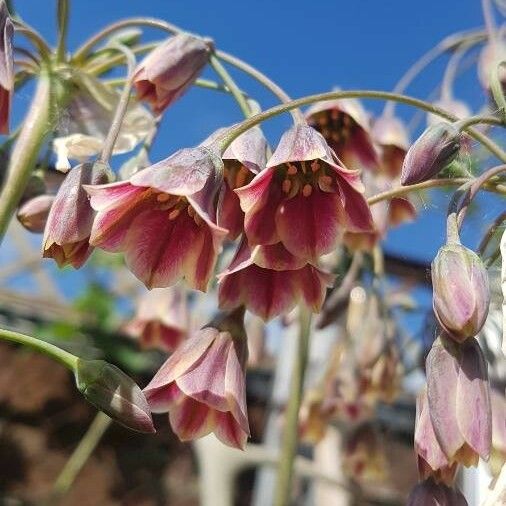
[0,1,505,503]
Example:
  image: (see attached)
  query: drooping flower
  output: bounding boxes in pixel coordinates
[218,240,333,321]
[432,243,490,342]
[123,287,187,352]
[407,479,468,506]
[415,389,459,485]
[133,33,213,114]
[426,336,492,467]
[54,73,154,171]
[236,124,373,263]
[306,96,379,171]
[371,115,410,178]
[86,146,227,290]
[401,123,462,185]
[17,194,55,233]
[203,126,268,239]
[43,161,111,268]
[0,1,13,135]
[477,38,506,93]
[143,308,249,449]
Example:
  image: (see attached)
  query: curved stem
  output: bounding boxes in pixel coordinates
[12,20,52,60]
[0,327,79,370]
[56,0,70,62]
[441,41,473,100]
[273,306,311,506]
[0,70,52,243]
[482,0,498,46]
[209,53,252,117]
[99,44,136,164]
[73,17,303,122]
[216,90,506,162]
[454,114,503,131]
[478,210,506,256]
[383,29,486,117]
[49,412,112,503]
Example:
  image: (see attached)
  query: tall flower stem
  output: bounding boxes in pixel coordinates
[49,412,112,503]
[0,70,52,244]
[99,44,136,164]
[273,306,312,506]
[209,53,252,118]
[0,327,79,371]
[216,89,506,162]
[56,0,70,62]
[382,28,487,117]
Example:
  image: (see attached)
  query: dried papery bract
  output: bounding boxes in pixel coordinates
[432,243,490,342]
[371,115,410,178]
[218,240,333,321]
[203,126,268,239]
[426,336,492,467]
[86,146,227,290]
[306,95,379,171]
[43,161,111,268]
[75,358,155,433]
[236,124,373,263]
[407,478,468,506]
[143,308,249,449]
[17,194,55,233]
[0,1,13,135]
[134,33,213,114]
[401,123,462,185]
[123,286,187,352]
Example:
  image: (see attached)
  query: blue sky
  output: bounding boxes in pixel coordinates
[8,0,503,284]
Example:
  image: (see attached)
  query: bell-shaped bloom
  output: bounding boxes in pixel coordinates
[432,243,490,342]
[17,194,55,233]
[123,287,187,352]
[401,123,462,185]
[236,124,373,263]
[306,96,379,171]
[86,146,227,290]
[53,73,154,171]
[343,425,388,482]
[133,33,213,114]
[426,336,492,467]
[371,115,409,178]
[0,1,13,135]
[218,240,333,321]
[415,389,459,485]
[490,388,506,477]
[427,97,471,126]
[75,358,155,433]
[407,479,468,506]
[43,161,111,268]
[203,126,268,239]
[143,309,249,449]
[477,39,506,92]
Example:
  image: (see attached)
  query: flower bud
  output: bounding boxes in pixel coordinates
[401,123,461,185]
[407,479,468,506]
[432,243,490,342]
[17,194,55,233]
[133,33,213,114]
[75,359,155,433]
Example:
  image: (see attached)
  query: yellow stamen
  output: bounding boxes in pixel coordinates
[235,166,250,188]
[157,193,171,203]
[168,208,181,221]
[311,160,321,173]
[287,164,298,175]
[282,178,292,194]
[302,184,313,197]
[187,205,195,217]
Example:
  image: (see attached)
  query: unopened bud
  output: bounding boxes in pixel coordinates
[407,479,468,506]
[75,359,155,433]
[401,123,461,185]
[17,194,54,233]
[432,243,490,342]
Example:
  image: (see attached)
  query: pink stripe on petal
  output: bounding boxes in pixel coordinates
[214,411,249,450]
[275,189,341,262]
[297,265,334,313]
[252,242,307,271]
[335,175,374,233]
[85,181,144,212]
[426,338,465,460]
[144,382,183,413]
[168,397,216,441]
[235,167,275,213]
[456,340,491,459]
